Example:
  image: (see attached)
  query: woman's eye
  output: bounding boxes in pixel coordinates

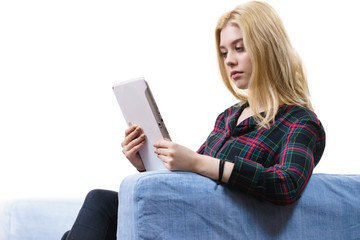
[235,47,244,52]
[220,52,228,58]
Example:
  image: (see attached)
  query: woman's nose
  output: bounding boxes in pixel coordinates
[225,51,237,66]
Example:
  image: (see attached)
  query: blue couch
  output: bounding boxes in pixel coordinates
[1,172,359,240]
[118,172,360,240]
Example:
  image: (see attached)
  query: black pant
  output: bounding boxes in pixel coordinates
[62,189,118,240]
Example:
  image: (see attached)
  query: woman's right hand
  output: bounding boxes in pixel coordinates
[121,125,146,172]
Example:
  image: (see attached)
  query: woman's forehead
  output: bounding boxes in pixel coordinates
[219,25,243,47]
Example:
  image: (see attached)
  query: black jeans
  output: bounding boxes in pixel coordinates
[61,189,118,240]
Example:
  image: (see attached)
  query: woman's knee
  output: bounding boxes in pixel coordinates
[84,189,118,208]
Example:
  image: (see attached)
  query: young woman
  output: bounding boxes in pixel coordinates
[62,1,325,239]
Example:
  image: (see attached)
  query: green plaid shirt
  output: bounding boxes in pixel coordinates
[198,103,326,205]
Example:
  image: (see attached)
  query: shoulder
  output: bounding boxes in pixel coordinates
[279,105,322,125]
[276,105,326,164]
[275,105,326,141]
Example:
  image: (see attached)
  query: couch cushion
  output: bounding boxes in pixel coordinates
[0,199,82,240]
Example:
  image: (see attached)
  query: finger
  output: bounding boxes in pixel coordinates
[157,155,174,171]
[157,154,171,163]
[123,137,146,157]
[154,139,172,148]
[127,140,146,156]
[125,133,146,151]
[154,147,168,156]
[122,127,142,147]
[125,125,137,136]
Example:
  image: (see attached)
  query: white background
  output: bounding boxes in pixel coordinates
[0,0,359,200]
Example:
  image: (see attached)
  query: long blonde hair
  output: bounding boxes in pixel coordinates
[215,1,312,128]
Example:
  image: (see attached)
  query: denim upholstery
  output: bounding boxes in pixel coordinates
[118,171,360,240]
[1,172,359,240]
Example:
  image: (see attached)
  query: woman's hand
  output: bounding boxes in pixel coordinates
[121,125,146,171]
[153,139,199,172]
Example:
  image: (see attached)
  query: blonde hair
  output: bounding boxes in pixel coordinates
[215,1,313,128]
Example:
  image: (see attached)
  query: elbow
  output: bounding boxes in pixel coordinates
[263,175,305,205]
[262,190,301,205]
[278,190,301,205]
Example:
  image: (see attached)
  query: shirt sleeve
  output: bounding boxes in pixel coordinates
[227,119,324,205]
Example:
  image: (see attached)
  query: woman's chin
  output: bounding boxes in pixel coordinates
[232,79,249,90]
[235,83,249,90]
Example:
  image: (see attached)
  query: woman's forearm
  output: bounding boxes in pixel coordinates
[153,139,234,183]
[194,154,234,184]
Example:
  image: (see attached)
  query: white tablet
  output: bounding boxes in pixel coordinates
[112,77,170,171]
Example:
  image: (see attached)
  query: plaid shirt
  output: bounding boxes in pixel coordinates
[197,103,326,205]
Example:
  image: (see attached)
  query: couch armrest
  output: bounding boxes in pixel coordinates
[118,172,360,240]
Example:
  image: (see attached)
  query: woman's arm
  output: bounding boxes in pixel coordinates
[227,119,324,204]
[154,119,325,205]
[194,153,235,183]
[153,140,234,183]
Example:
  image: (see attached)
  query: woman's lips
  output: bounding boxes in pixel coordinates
[230,71,244,79]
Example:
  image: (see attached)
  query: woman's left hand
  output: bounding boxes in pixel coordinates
[154,139,199,172]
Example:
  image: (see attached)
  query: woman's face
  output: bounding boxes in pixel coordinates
[219,24,252,90]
